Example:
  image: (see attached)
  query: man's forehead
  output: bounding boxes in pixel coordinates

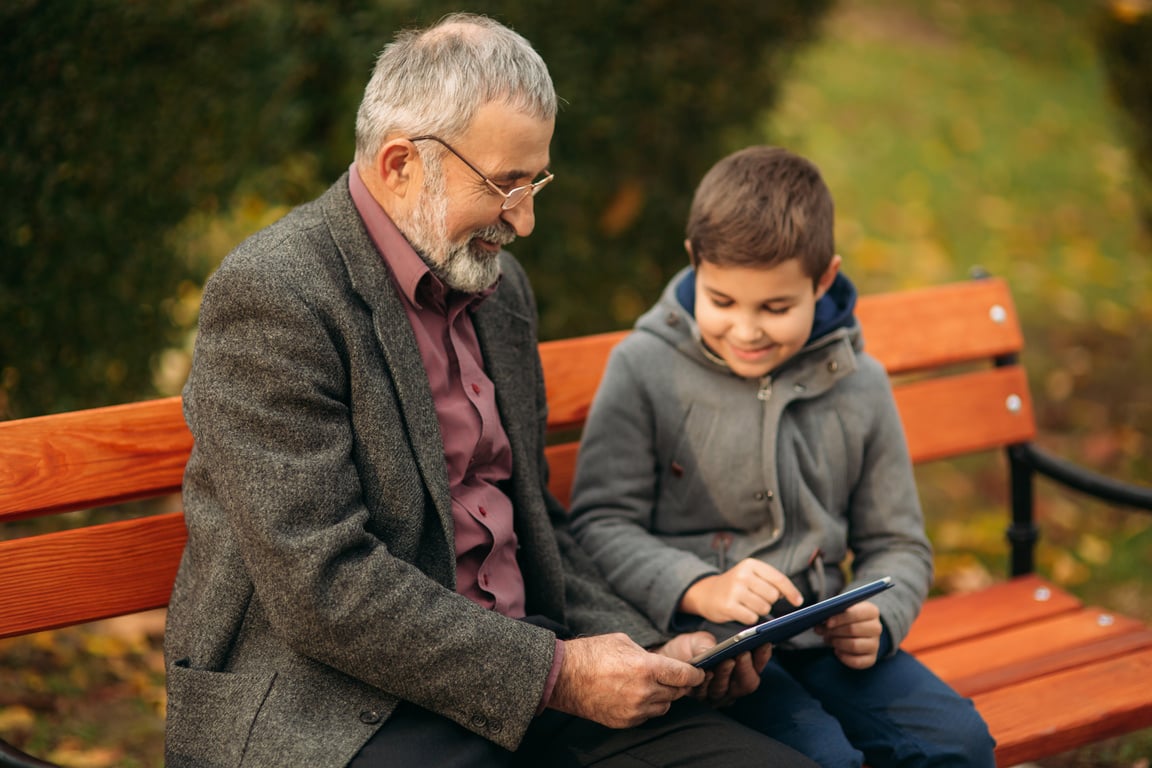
[458,103,553,155]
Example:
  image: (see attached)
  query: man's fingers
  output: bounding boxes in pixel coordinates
[653,655,706,690]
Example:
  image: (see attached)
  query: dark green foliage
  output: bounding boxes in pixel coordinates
[0,0,832,418]
[437,2,835,340]
[3,1,268,417]
[0,1,370,418]
[1097,3,1152,232]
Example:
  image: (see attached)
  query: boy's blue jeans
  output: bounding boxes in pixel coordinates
[724,648,996,768]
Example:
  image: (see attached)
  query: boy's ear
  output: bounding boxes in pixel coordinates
[684,239,698,267]
[815,254,842,299]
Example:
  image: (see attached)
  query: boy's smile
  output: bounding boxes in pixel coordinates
[693,255,840,379]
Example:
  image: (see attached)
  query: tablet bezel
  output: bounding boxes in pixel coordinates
[688,576,895,669]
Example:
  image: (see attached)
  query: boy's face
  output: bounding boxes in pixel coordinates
[693,255,840,379]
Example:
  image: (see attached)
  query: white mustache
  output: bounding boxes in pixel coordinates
[474,223,516,248]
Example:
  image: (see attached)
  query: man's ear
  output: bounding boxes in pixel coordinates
[815,254,842,299]
[377,139,419,197]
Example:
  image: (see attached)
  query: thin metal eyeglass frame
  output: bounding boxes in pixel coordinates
[408,135,553,210]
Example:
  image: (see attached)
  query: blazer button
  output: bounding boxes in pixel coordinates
[470,713,488,728]
[359,710,382,725]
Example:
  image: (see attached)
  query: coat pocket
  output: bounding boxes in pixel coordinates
[165,658,276,768]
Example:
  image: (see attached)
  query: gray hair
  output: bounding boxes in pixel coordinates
[354,13,557,167]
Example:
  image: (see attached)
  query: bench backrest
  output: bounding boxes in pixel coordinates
[0,277,1033,639]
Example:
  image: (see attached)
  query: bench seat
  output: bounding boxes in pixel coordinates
[2,277,1150,766]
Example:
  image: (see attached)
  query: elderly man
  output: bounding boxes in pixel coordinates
[164,13,815,768]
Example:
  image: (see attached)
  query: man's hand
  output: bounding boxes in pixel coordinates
[814,600,882,669]
[679,558,804,625]
[656,631,772,708]
[549,634,704,728]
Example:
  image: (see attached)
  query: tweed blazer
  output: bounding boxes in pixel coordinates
[164,175,663,767]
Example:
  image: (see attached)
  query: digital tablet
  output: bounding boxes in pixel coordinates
[689,576,894,669]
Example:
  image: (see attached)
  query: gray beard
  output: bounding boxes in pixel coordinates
[398,161,515,293]
[422,228,509,294]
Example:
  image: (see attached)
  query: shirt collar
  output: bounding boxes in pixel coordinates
[348,163,498,312]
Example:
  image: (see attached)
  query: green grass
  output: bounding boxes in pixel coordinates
[769,1,1151,315]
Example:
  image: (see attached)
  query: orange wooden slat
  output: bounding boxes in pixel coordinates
[918,608,1152,696]
[541,331,628,432]
[0,397,191,521]
[0,513,186,638]
[904,576,1081,653]
[545,442,580,509]
[856,277,1023,375]
[975,647,1152,766]
[896,365,1036,464]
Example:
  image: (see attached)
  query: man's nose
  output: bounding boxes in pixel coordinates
[501,196,536,238]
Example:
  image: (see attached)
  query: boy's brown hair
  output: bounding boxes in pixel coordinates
[685,146,835,282]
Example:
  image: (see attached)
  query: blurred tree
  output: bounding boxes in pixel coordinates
[434,1,835,339]
[0,0,832,419]
[1097,0,1152,233]
[0,0,370,418]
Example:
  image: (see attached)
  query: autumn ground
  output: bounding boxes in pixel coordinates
[3,1,1151,765]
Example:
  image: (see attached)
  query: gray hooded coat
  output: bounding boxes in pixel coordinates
[569,267,933,649]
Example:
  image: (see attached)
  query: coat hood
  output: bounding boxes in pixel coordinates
[637,266,861,376]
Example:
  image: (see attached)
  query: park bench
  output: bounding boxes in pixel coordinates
[2,275,1151,767]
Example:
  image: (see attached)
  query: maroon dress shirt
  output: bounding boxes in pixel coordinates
[348,167,563,707]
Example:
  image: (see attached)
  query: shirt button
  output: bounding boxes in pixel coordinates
[481,573,490,587]
[478,505,488,517]
[471,382,481,394]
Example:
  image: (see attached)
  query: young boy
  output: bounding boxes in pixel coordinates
[569,146,996,768]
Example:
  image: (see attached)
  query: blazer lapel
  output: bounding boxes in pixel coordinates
[319,176,456,547]
[473,272,568,617]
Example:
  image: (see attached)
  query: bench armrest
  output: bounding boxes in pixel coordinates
[1006,441,1152,578]
[1010,442,1152,512]
[0,741,60,768]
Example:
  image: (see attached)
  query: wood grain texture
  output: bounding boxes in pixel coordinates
[904,575,1082,653]
[973,648,1152,766]
[917,608,1152,696]
[895,366,1036,464]
[540,331,628,432]
[0,513,186,638]
[0,397,190,521]
[855,277,1023,374]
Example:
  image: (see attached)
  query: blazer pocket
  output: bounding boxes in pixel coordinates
[165,659,276,768]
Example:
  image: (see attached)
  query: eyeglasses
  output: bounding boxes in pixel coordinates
[408,135,554,211]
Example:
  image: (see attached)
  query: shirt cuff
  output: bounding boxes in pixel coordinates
[537,638,565,714]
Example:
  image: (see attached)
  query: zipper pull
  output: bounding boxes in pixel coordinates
[757,376,772,401]
[711,532,733,571]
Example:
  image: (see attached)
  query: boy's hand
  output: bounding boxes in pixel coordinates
[679,558,804,625]
[814,599,883,669]
[655,631,773,707]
